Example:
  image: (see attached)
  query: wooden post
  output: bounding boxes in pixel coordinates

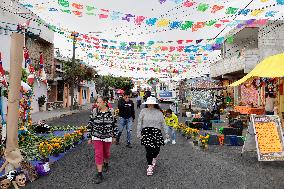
[4,33,24,169]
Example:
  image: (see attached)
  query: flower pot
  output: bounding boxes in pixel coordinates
[200,144,208,150]
[53,153,60,157]
[65,146,71,151]
[204,144,209,150]
[41,157,49,163]
[35,162,50,176]
[39,106,45,112]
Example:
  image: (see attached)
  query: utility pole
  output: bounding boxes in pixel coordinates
[70,31,79,110]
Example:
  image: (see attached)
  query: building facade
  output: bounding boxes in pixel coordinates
[0,0,54,113]
[47,56,96,110]
[210,21,284,117]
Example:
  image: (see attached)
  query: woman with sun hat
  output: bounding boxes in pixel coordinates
[137,96,169,176]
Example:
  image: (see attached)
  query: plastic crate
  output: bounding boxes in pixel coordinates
[224,135,238,146]
[203,122,212,130]
[208,135,220,145]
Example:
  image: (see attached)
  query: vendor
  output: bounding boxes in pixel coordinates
[265,94,276,115]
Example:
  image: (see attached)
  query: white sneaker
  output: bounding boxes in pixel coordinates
[152,158,157,167]
[164,139,170,144]
[147,165,153,176]
[172,140,176,144]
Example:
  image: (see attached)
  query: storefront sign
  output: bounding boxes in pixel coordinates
[251,115,284,161]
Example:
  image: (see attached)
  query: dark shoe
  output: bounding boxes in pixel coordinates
[115,132,122,145]
[126,143,132,148]
[95,173,103,184]
[103,163,109,172]
[116,133,121,145]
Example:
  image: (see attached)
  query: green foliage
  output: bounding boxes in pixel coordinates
[38,95,46,106]
[63,59,97,85]
[95,75,134,92]
[21,68,28,83]
[2,89,8,98]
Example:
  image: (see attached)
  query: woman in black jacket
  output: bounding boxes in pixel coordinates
[87,96,117,184]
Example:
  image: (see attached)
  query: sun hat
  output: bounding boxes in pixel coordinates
[143,96,158,105]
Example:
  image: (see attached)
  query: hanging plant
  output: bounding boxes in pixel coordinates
[21,68,28,83]
[2,88,8,98]
[38,95,46,107]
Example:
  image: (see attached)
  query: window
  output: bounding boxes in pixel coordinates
[57,81,64,101]
[84,90,87,99]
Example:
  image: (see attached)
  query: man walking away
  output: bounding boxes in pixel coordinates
[116,91,135,148]
[136,95,142,109]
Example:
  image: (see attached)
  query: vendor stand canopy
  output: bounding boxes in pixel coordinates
[230,53,284,86]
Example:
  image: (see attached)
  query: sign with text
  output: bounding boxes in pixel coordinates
[159,91,173,98]
[251,115,284,161]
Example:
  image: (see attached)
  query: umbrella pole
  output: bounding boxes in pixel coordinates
[4,33,24,171]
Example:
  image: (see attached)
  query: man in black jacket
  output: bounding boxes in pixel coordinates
[116,90,135,148]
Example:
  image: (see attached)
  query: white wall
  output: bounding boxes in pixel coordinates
[88,81,97,99]
[1,1,53,114]
[0,35,11,71]
[0,0,54,43]
[0,0,54,70]
[258,21,284,61]
[31,81,48,113]
[67,86,79,106]
[82,87,88,105]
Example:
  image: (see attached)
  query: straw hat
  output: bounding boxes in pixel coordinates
[143,97,158,105]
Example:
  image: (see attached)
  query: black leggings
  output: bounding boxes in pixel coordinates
[145,146,160,165]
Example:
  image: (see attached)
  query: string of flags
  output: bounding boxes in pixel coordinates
[19,0,283,31]
[9,0,284,77]
[60,19,270,53]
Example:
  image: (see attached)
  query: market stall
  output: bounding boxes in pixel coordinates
[230,53,284,118]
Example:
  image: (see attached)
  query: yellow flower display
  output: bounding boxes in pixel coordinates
[199,134,210,149]
[38,141,53,158]
[50,137,63,154]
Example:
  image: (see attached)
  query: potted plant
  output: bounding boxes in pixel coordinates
[199,134,210,150]
[192,129,199,146]
[63,133,73,151]
[50,137,63,156]
[38,141,53,162]
[72,130,83,145]
[38,95,46,111]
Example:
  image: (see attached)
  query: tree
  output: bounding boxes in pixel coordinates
[94,75,134,96]
[63,59,97,110]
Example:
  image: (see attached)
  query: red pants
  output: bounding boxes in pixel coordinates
[93,140,112,165]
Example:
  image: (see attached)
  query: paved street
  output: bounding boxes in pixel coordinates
[24,103,284,189]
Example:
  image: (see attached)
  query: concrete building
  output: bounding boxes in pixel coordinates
[47,57,65,110]
[47,56,96,109]
[210,21,284,106]
[0,0,54,113]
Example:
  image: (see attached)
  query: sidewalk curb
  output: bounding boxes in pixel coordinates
[31,107,91,124]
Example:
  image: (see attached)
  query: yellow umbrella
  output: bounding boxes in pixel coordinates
[230,53,284,86]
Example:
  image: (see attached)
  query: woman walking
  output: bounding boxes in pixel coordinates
[87,96,117,184]
[137,97,169,176]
